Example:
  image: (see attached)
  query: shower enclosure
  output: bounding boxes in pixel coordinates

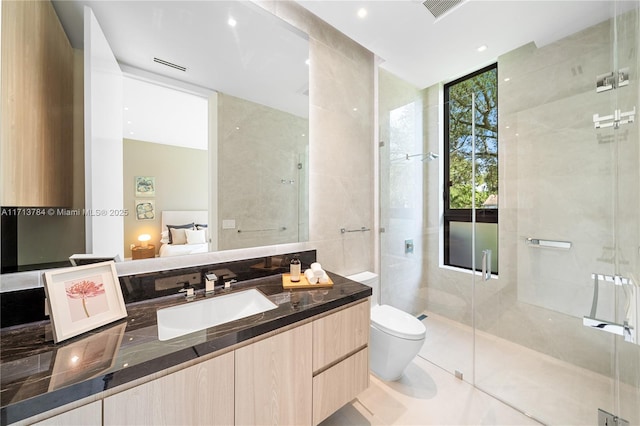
[379,2,639,424]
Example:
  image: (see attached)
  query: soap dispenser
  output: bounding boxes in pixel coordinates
[290,255,301,282]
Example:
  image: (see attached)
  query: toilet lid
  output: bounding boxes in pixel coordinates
[371,304,426,341]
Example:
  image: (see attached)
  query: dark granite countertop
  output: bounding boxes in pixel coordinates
[0,272,371,425]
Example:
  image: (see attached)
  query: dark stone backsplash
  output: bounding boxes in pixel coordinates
[0,250,316,328]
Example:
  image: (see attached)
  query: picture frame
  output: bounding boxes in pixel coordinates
[135,199,155,220]
[135,176,155,197]
[43,261,127,343]
[48,321,127,390]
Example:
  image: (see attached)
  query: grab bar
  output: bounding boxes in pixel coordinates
[340,227,371,234]
[525,238,572,249]
[237,227,286,233]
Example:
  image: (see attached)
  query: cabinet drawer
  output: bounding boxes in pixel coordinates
[31,401,101,426]
[312,347,369,426]
[312,299,369,372]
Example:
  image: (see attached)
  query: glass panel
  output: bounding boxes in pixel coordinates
[473,2,639,424]
[449,222,498,273]
[447,66,498,209]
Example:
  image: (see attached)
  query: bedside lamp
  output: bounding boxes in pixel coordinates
[138,234,151,248]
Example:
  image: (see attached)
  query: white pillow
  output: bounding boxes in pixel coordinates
[169,227,188,245]
[185,228,206,245]
[160,230,170,244]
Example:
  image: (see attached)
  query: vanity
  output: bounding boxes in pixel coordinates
[0,252,371,426]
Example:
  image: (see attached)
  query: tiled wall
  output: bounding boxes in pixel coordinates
[257,1,376,276]
[217,93,309,250]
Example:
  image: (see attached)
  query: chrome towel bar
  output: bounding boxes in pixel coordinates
[340,227,371,234]
[237,227,286,233]
[525,237,572,249]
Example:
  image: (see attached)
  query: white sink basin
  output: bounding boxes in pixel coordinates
[157,288,278,341]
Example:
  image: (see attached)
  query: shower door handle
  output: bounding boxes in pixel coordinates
[481,249,492,281]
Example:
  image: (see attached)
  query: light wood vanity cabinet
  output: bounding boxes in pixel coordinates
[22,298,370,426]
[234,299,370,426]
[103,351,234,426]
[311,299,370,425]
[1,0,74,207]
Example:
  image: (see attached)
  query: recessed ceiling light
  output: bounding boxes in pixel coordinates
[305,58,310,66]
[353,107,358,112]
[357,8,367,18]
[124,107,129,111]
[228,17,237,27]
[127,120,132,124]
[129,131,134,135]
[477,45,488,52]
[504,77,510,82]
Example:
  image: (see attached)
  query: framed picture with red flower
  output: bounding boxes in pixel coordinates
[43,261,127,343]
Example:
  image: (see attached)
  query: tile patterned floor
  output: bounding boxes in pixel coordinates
[319,356,541,426]
[320,311,640,425]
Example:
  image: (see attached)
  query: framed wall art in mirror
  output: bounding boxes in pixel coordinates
[135,200,155,221]
[134,176,155,197]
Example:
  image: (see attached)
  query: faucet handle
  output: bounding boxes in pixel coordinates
[205,273,218,294]
[178,282,196,300]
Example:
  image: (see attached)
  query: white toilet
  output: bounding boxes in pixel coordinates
[346,272,426,381]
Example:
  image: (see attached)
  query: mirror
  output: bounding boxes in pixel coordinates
[1,0,309,272]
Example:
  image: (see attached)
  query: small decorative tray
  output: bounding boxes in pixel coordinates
[282,273,334,289]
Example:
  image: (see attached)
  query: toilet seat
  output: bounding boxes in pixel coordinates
[370,305,426,341]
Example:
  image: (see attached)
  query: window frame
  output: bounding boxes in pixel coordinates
[443,63,498,272]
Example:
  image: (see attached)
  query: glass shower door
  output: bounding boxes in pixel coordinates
[473,2,640,424]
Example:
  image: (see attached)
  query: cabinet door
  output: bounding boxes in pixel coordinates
[103,351,234,426]
[312,299,369,372]
[235,323,312,426]
[1,0,73,207]
[32,401,101,426]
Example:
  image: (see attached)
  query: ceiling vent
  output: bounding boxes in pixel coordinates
[422,0,465,19]
[153,57,187,72]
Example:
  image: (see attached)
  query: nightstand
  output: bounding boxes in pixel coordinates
[132,244,155,260]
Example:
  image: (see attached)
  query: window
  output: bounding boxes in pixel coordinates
[443,64,498,273]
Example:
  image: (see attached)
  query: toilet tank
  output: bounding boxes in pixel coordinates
[346,271,379,305]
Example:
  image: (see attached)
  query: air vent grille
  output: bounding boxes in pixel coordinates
[153,57,187,72]
[422,0,464,19]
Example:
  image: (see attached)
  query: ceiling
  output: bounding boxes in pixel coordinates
[50,0,638,147]
[52,0,309,149]
[295,0,639,89]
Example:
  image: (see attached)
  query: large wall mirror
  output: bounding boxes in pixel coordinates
[1,0,309,273]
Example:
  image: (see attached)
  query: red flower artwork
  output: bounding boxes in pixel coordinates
[66,280,105,318]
